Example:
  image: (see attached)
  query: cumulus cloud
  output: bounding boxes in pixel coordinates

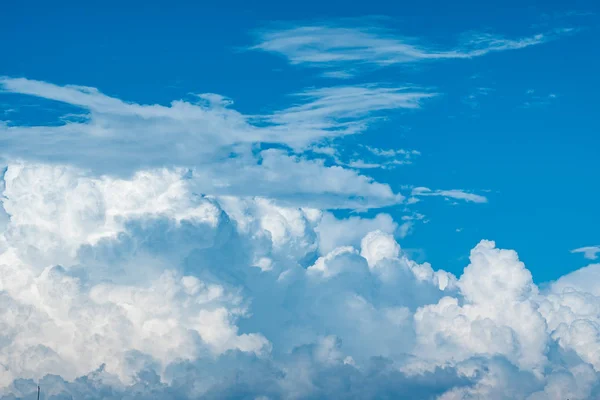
[0,165,599,399]
[413,241,547,374]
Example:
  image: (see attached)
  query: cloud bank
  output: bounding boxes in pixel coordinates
[0,164,599,399]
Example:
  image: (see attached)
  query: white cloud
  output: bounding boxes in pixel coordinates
[1,165,599,399]
[271,85,434,127]
[0,78,432,155]
[315,212,398,255]
[411,187,488,203]
[252,24,565,75]
[364,146,421,159]
[412,241,547,375]
[320,70,356,79]
[0,78,438,209]
[462,87,494,110]
[551,263,600,295]
[310,144,421,171]
[0,78,497,212]
[354,146,421,168]
[571,246,600,260]
[522,89,559,108]
[360,230,401,268]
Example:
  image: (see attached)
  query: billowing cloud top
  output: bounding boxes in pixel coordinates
[0,164,599,399]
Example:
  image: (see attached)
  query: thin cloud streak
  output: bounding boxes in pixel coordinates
[252,24,571,75]
[411,187,489,203]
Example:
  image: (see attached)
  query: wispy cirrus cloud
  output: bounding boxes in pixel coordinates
[309,144,421,170]
[0,78,487,211]
[251,24,571,77]
[0,78,432,157]
[269,85,434,131]
[364,145,421,159]
[348,145,421,169]
[410,187,488,203]
[0,78,439,208]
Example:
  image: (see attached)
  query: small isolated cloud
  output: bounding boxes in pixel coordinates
[252,23,568,76]
[320,70,356,79]
[571,245,600,260]
[398,213,426,238]
[364,145,421,159]
[463,87,494,110]
[340,146,421,170]
[411,187,488,203]
[522,89,559,108]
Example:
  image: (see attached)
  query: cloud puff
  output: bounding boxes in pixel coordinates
[571,246,600,260]
[413,241,547,374]
[1,164,600,399]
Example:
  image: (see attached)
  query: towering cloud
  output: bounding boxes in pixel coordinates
[0,164,598,399]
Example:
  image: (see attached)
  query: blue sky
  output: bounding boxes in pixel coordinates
[2,1,600,399]
[3,0,597,282]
